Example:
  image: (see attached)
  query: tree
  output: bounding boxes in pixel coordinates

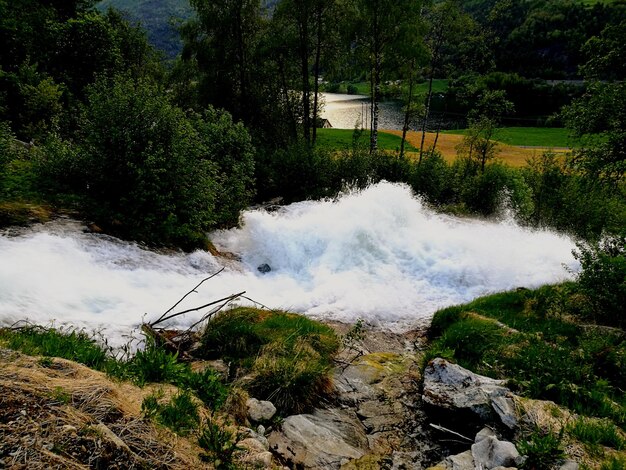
[456,89,513,172]
[562,21,626,185]
[418,0,473,163]
[76,75,254,248]
[355,0,422,153]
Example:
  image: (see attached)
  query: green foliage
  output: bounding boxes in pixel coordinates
[141,390,200,436]
[599,455,626,470]
[178,367,229,411]
[567,417,625,453]
[517,428,566,470]
[426,286,626,427]
[198,419,242,469]
[124,340,189,386]
[0,325,109,370]
[201,308,339,414]
[573,235,626,328]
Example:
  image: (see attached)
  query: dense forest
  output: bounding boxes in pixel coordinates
[0,0,624,248]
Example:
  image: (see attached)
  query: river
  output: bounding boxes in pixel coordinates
[0,182,578,346]
[320,93,404,130]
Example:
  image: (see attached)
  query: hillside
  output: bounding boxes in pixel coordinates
[96,0,194,59]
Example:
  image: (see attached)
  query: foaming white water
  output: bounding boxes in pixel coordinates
[0,182,578,345]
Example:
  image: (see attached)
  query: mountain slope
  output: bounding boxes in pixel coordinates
[96,0,193,59]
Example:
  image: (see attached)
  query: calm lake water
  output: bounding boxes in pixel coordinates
[320,93,404,130]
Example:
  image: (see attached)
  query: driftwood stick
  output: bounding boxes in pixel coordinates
[152,268,225,325]
[429,424,473,442]
[186,297,237,332]
[150,291,246,327]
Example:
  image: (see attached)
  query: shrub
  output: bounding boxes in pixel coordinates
[346,84,358,95]
[179,368,229,411]
[517,428,566,470]
[573,234,626,328]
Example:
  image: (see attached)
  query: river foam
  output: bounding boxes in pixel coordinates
[0,182,578,345]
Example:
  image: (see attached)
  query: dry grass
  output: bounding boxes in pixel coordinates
[384,130,569,168]
[0,348,208,469]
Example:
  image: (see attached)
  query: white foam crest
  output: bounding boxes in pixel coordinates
[0,182,579,345]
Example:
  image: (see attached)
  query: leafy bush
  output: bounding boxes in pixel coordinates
[141,390,200,436]
[517,428,565,470]
[179,367,229,411]
[573,234,626,328]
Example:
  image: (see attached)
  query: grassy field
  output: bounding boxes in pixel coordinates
[315,128,418,152]
[442,127,572,147]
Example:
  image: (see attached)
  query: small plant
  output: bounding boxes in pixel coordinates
[125,339,190,385]
[141,390,200,436]
[517,427,566,470]
[198,418,242,469]
[49,386,71,405]
[179,368,229,411]
[342,318,365,351]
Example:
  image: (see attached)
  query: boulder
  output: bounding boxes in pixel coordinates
[471,436,520,469]
[268,409,368,469]
[448,450,474,470]
[246,398,276,422]
[559,461,579,470]
[422,358,517,427]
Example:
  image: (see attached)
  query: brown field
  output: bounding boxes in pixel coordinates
[384,130,569,167]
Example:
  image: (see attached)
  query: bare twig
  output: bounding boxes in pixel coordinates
[150,291,245,327]
[151,268,225,325]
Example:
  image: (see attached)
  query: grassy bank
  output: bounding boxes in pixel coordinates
[315,128,418,152]
[322,79,449,96]
[442,127,572,148]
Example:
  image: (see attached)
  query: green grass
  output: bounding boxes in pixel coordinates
[315,128,417,152]
[0,326,229,410]
[200,307,340,414]
[141,389,200,436]
[442,127,573,147]
[567,417,625,454]
[426,285,626,428]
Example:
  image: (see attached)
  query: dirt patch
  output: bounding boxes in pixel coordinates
[384,130,568,168]
[0,349,207,469]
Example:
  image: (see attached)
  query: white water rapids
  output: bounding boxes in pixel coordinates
[0,182,579,346]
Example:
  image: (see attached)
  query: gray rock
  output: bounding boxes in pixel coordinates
[247,398,276,422]
[559,460,579,470]
[448,450,475,470]
[257,263,271,273]
[471,436,520,469]
[422,358,512,423]
[475,427,497,443]
[268,408,368,469]
[491,396,518,429]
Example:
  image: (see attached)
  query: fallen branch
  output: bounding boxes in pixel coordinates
[151,268,225,325]
[150,291,245,328]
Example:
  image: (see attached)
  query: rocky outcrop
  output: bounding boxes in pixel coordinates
[268,409,368,468]
[268,328,440,469]
[422,358,518,429]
